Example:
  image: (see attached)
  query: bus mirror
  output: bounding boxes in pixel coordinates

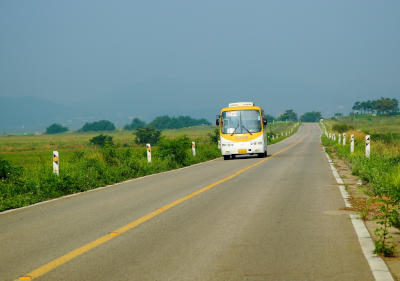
[263,119,267,126]
[216,115,220,126]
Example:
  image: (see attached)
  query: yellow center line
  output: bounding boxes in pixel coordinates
[16,125,310,281]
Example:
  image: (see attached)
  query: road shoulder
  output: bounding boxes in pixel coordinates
[323,146,396,281]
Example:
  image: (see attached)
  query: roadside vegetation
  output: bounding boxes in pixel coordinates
[265,121,300,144]
[0,130,220,212]
[322,114,400,256]
[0,121,299,212]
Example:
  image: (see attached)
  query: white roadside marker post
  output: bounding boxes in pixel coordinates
[334,134,336,141]
[350,134,354,153]
[192,142,196,156]
[217,140,221,149]
[343,133,346,146]
[53,151,59,176]
[338,133,341,144]
[146,143,151,163]
[365,135,370,158]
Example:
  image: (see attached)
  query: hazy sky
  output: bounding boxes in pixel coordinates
[1,0,399,120]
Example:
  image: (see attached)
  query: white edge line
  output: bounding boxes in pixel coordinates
[323,147,394,281]
[2,128,301,216]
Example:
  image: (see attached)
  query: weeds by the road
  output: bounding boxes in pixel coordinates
[0,137,220,212]
[322,117,400,257]
[0,122,300,212]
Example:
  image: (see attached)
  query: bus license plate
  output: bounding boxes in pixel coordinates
[238,149,247,154]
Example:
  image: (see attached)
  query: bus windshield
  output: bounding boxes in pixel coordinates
[221,110,262,134]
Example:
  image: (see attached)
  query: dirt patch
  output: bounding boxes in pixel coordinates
[327,149,400,280]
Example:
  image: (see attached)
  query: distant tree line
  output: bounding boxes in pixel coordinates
[275,110,322,122]
[352,97,399,115]
[277,109,298,122]
[79,120,116,132]
[45,115,212,134]
[300,111,322,122]
[124,115,211,130]
[124,118,146,130]
[45,123,68,134]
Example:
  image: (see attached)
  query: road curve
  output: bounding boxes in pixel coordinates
[0,123,374,281]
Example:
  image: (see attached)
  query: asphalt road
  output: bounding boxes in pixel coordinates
[0,123,375,281]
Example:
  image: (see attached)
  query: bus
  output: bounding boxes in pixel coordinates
[216,102,267,160]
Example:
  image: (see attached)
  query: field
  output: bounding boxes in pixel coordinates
[0,126,215,167]
[0,122,298,212]
[326,115,400,134]
[322,115,400,256]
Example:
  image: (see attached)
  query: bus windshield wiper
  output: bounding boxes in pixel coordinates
[231,124,240,136]
[242,125,253,135]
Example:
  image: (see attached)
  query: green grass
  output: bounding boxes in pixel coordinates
[265,121,300,144]
[322,116,400,256]
[0,126,216,153]
[322,116,400,197]
[0,123,300,212]
[326,115,400,134]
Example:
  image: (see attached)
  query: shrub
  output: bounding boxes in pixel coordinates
[0,158,19,180]
[45,123,68,134]
[369,133,400,144]
[208,128,219,143]
[157,136,192,166]
[135,127,161,145]
[332,123,354,133]
[90,134,114,147]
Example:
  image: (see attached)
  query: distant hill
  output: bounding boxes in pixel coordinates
[0,96,214,134]
[0,96,76,133]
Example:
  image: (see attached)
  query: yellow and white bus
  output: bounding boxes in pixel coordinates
[216,102,267,160]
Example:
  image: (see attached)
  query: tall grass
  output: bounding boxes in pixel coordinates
[322,118,400,256]
[0,123,300,212]
[322,133,400,199]
[0,136,220,212]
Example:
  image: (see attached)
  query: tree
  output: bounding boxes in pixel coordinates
[300,111,322,122]
[352,98,399,115]
[89,134,114,147]
[148,115,211,129]
[79,120,116,132]
[392,98,399,113]
[277,110,298,122]
[134,127,161,145]
[352,101,361,113]
[124,118,146,130]
[263,114,275,123]
[374,98,398,115]
[45,123,68,134]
